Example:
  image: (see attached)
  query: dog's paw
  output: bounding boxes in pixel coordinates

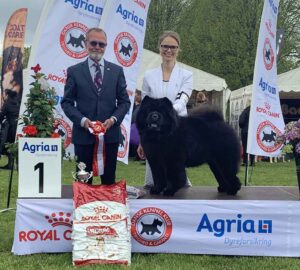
[217,186,227,193]
[163,188,176,196]
[226,185,241,196]
[150,186,163,194]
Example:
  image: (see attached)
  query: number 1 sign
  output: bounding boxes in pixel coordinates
[18,137,62,198]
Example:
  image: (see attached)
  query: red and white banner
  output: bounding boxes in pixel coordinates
[18,0,107,155]
[247,0,285,157]
[13,198,300,257]
[99,0,151,163]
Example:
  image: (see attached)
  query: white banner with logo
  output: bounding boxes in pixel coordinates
[98,0,151,163]
[13,199,300,256]
[247,0,285,157]
[18,0,107,156]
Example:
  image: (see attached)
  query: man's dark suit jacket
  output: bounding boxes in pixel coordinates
[61,59,130,145]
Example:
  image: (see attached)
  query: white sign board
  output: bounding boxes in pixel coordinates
[18,137,61,198]
[12,198,300,257]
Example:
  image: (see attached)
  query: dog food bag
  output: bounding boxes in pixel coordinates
[72,180,131,266]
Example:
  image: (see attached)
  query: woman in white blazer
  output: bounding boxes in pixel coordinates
[137,31,193,188]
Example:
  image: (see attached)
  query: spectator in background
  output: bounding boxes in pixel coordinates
[0,89,20,169]
[195,91,208,105]
[239,102,255,166]
[131,90,141,123]
[129,90,142,160]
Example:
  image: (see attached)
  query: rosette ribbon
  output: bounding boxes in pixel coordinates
[88,121,106,176]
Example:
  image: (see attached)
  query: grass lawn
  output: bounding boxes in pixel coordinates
[0,156,300,269]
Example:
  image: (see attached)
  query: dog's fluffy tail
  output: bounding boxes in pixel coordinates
[188,104,224,121]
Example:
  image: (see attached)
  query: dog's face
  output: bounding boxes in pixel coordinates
[136,96,178,141]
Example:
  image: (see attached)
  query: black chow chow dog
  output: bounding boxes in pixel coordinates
[136,96,241,196]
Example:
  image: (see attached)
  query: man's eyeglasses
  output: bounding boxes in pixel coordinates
[160,44,179,51]
[89,41,107,48]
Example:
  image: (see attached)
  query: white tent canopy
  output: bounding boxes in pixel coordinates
[229,67,300,134]
[137,49,229,115]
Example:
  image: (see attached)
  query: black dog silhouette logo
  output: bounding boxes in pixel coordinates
[140,218,163,235]
[131,207,172,246]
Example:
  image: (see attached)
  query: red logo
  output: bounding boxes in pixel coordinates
[114,32,138,67]
[256,121,283,152]
[86,226,117,237]
[94,206,108,214]
[118,124,128,158]
[45,212,73,228]
[263,38,274,70]
[47,70,67,85]
[53,118,72,148]
[19,211,73,242]
[60,22,88,59]
[131,207,172,246]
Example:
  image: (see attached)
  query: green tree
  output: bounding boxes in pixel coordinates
[22,46,31,69]
[150,0,300,90]
[144,0,192,52]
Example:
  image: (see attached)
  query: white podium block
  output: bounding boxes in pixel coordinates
[18,137,62,198]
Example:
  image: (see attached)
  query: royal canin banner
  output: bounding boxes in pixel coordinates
[247,0,285,157]
[98,0,151,164]
[18,0,151,164]
[13,199,300,257]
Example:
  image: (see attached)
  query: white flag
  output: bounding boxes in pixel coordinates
[248,0,284,157]
[99,0,152,164]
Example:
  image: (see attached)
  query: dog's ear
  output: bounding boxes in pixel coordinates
[161,97,173,108]
[141,95,151,105]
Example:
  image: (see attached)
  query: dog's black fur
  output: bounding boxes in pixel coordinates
[136,96,241,196]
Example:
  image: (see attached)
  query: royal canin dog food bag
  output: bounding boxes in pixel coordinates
[72,180,131,266]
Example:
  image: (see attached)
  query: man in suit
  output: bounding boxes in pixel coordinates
[61,27,130,184]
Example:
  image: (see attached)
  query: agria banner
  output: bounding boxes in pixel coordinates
[99,0,151,164]
[247,0,285,157]
[19,0,151,164]
[18,0,106,156]
[13,199,300,257]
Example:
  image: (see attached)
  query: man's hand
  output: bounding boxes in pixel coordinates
[137,144,146,160]
[103,118,115,130]
[83,118,94,129]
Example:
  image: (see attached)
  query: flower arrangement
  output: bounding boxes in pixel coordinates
[7,64,60,157]
[277,119,300,157]
[21,64,58,138]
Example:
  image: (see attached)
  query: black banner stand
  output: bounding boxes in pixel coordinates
[7,158,15,208]
[0,158,15,213]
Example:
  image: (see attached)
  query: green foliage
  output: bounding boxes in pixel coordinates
[6,66,58,158]
[144,0,300,90]
[144,0,192,53]
[22,46,31,69]
[21,72,57,137]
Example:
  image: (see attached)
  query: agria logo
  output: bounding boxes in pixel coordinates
[196,214,272,237]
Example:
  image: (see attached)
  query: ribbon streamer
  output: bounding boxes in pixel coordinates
[89,121,106,176]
